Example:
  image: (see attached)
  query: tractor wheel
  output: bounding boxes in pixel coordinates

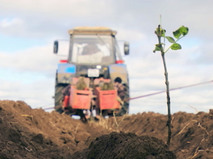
[54,84,68,113]
[120,100,129,115]
[118,84,130,116]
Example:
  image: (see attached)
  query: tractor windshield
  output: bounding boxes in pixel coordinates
[70,35,115,65]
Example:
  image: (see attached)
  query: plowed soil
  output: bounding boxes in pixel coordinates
[0,100,213,159]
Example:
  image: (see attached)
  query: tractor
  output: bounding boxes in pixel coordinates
[53,27,130,120]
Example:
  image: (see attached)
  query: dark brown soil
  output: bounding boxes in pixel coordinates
[72,132,175,159]
[105,112,213,158]
[0,100,213,159]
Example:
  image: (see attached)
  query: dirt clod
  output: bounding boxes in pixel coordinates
[72,132,176,159]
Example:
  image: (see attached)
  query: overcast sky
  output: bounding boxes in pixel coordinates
[0,0,213,114]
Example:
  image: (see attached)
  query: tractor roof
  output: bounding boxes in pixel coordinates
[68,27,117,36]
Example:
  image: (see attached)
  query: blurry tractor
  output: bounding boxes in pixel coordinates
[53,27,129,120]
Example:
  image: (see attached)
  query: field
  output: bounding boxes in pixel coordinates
[0,100,212,159]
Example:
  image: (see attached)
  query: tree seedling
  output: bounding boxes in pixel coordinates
[154,24,189,146]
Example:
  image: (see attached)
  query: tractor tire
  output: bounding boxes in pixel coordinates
[120,100,129,115]
[54,84,68,113]
[118,100,129,116]
[118,84,130,116]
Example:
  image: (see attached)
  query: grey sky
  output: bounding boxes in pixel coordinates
[0,0,212,114]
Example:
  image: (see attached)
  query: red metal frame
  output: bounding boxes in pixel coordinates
[95,87,120,110]
[69,86,91,109]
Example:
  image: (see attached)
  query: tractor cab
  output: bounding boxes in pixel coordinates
[54,27,129,65]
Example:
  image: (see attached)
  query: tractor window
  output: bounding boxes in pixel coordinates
[114,39,123,61]
[70,35,115,65]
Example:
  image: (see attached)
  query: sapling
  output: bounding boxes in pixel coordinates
[154,24,189,146]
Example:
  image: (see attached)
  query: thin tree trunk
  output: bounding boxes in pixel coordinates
[156,26,172,147]
[161,53,172,146]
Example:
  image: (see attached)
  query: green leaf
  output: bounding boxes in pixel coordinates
[166,36,175,43]
[153,44,162,53]
[173,30,181,39]
[173,26,189,39]
[155,25,166,37]
[179,26,189,36]
[171,43,182,50]
[155,27,161,36]
[161,29,166,37]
